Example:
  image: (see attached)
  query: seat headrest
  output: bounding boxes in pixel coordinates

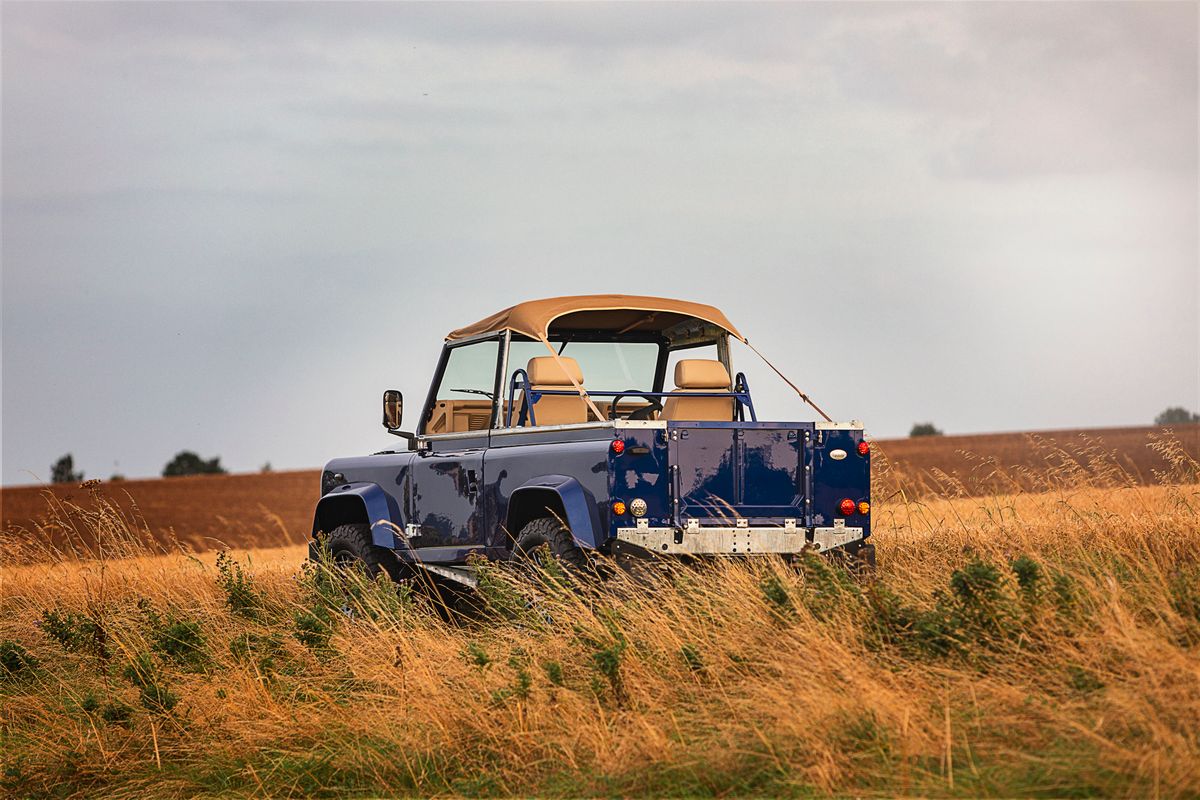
[527,356,584,386]
[674,359,731,389]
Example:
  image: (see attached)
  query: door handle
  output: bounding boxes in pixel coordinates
[466,469,479,502]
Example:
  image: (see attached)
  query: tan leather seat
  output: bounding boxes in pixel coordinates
[520,357,590,426]
[662,359,734,421]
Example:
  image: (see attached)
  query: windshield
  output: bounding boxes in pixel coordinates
[507,339,660,393]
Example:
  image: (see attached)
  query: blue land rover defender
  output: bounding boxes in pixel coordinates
[312,295,872,582]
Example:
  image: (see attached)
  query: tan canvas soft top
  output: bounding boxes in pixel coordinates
[445,294,745,343]
[444,294,834,423]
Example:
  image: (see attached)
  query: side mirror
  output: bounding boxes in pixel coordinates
[382,390,404,430]
[382,390,417,449]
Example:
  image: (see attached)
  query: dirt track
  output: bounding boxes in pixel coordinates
[2,424,1195,554]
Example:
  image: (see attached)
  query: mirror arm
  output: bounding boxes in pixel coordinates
[387,429,418,449]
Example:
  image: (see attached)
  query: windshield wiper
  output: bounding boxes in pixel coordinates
[449,388,496,399]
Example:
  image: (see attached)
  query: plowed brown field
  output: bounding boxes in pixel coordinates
[2,424,1196,555]
[874,423,1199,497]
[0,470,318,557]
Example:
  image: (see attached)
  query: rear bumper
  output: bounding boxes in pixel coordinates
[615,523,864,556]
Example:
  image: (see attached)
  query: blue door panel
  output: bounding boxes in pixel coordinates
[411,449,485,547]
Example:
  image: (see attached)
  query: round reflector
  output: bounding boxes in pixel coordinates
[611,439,625,455]
[612,500,627,516]
[857,441,870,456]
[858,501,870,515]
[838,498,855,516]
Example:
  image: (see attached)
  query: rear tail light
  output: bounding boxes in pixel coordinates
[838,498,856,516]
[858,501,870,515]
[612,500,627,516]
[857,440,870,456]
[611,439,625,455]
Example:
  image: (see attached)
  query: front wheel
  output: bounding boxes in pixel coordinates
[322,523,404,581]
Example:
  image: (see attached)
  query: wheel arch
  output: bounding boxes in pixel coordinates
[505,475,603,550]
[312,482,404,550]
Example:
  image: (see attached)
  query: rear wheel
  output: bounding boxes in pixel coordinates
[323,523,404,581]
[513,517,589,571]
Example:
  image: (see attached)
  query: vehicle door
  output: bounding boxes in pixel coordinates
[410,337,501,550]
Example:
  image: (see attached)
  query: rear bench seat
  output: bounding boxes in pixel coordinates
[662,359,734,421]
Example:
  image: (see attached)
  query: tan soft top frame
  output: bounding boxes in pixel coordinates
[443,294,833,423]
[446,294,746,344]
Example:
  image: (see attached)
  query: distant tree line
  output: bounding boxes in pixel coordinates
[162,451,227,477]
[48,451,229,483]
[1156,407,1199,426]
[909,422,943,437]
[50,454,84,484]
[902,407,1197,439]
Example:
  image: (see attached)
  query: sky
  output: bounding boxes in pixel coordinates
[2,1,1197,485]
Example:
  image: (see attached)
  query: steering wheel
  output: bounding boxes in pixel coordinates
[608,391,663,421]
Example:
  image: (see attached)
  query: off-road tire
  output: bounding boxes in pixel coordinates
[513,517,588,571]
[324,523,404,581]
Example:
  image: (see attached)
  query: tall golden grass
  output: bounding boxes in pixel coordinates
[1,433,1198,798]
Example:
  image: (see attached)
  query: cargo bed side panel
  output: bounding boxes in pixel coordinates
[810,428,871,537]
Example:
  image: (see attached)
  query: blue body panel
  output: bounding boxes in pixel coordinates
[506,474,605,548]
[486,431,611,549]
[810,428,872,536]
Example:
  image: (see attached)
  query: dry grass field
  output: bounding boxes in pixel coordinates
[1,429,1198,798]
[875,424,1200,498]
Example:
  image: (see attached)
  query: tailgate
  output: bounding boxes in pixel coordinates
[667,422,813,526]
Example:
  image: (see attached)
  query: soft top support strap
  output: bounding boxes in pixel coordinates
[538,337,606,423]
[744,340,834,423]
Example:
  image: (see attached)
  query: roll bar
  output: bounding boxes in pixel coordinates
[505,370,757,427]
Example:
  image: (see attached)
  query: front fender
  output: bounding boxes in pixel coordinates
[312,482,405,550]
[509,475,604,550]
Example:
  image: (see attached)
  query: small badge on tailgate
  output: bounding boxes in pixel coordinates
[830,448,847,460]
